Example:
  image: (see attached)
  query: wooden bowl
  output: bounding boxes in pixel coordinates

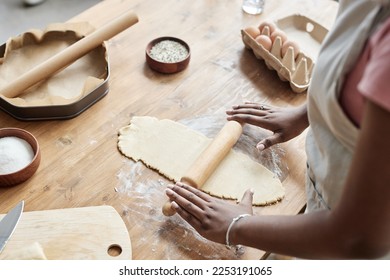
[0,128,41,187]
[146,37,190,74]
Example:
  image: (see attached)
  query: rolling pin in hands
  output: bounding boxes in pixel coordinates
[162,120,243,216]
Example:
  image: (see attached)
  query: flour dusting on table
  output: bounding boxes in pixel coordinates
[115,158,245,259]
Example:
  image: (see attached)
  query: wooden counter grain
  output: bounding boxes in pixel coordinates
[0,0,338,260]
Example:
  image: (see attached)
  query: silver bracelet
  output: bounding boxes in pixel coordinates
[225,213,251,249]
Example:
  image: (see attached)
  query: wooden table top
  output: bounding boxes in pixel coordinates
[0,0,338,260]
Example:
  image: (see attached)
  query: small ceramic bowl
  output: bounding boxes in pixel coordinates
[146,36,190,74]
[0,128,41,187]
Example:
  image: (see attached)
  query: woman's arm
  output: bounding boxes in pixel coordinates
[233,100,390,259]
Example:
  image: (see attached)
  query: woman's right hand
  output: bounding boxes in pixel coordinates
[226,102,309,150]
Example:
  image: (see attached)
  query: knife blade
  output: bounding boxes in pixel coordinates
[0,201,24,253]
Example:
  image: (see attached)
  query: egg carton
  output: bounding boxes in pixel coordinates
[241,14,328,93]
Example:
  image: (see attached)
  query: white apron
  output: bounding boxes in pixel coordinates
[305,0,390,258]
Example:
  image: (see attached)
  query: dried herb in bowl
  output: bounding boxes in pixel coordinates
[149,40,189,63]
[146,36,191,74]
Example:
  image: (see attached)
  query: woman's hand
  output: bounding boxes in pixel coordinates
[226,102,309,150]
[165,182,254,245]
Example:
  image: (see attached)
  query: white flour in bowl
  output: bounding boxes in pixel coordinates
[0,136,34,174]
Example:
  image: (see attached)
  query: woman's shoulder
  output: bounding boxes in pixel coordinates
[359,15,390,112]
[371,15,390,42]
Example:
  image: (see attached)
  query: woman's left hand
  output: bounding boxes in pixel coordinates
[165,182,254,245]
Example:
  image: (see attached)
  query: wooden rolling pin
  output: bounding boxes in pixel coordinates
[162,120,243,216]
[0,10,138,99]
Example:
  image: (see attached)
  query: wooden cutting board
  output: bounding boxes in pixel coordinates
[0,205,132,260]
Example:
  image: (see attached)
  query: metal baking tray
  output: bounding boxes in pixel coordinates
[0,39,110,121]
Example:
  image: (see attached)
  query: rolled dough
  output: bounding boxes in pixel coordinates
[117,116,284,205]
